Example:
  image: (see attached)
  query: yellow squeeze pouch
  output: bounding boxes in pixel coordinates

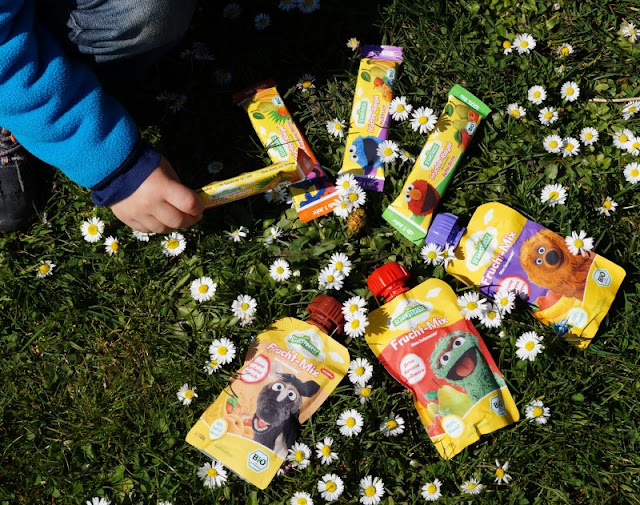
[436,202,626,347]
[186,297,349,489]
[366,263,519,459]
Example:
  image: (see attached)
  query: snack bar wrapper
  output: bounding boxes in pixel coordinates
[383,85,491,245]
[196,150,314,209]
[339,45,403,191]
[233,81,339,222]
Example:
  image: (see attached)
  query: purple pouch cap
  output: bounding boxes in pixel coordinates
[425,213,465,249]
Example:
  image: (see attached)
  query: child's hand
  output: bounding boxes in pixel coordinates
[110,156,204,232]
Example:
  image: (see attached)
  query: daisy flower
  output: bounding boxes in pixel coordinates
[613,129,633,150]
[543,134,563,153]
[329,252,352,276]
[565,230,594,256]
[355,384,373,404]
[318,473,345,501]
[222,2,241,20]
[287,442,311,470]
[540,183,567,206]
[506,103,526,119]
[513,33,536,54]
[342,185,367,208]
[203,357,221,375]
[290,492,313,505]
[225,227,248,242]
[380,413,405,437]
[346,37,360,51]
[494,460,512,485]
[493,288,516,314]
[344,313,369,338]
[538,106,558,126]
[326,119,346,139]
[190,276,217,303]
[562,137,580,157]
[315,437,339,465]
[400,149,415,163]
[36,260,55,278]
[389,96,413,121]
[560,81,580,102]
[342,296,367,318]
[132,229,155,241]
[621,22,638,43]
[318,266,345,290]
[457,291,487,320]
[376,139,399,163]
[525,399,551,424]
[515,331,545,361]
[176,383,197,405]
[197,460,228,488]
[624,162,640,184]
[359,476,385,505]
[626,135,640,155]
[333,198,354,218]
[348,357,373,385]
[336,174,359,195]
[231,294,257,320]
[278,0,297,11]
[597,197,618,216]
[254,13,271,30]
[421,478,442,501]
[480,304,502,328]
[580,127,599,146]
[208,337,237,365]
[86,499,110,505]
[557,43,573,56]
[81,217,104,243]
[622,100,640,120]
[421,243,444,266]
[162,232,186,256]
[297,73,316,92]
[104,236,120,255]
[298,0,320,13]
[214,69,232,86]
[264,187,288,203]
[264,225,284,246]
[337,409,364,437]
[502,40,513,54]
[270,259,292,282]
[441,244,456,268]
[410,106,438,134]
[461,478,484,495]
[527,85,547,105]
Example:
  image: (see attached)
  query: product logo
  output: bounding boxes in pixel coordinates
[354,99,370,126]
[267,133,288,159]
[288,335,320,356]
[272,96,284,107]
[490,395,506,416]
[247,450,269,472]
[285,329,325,361]
[392,304,429,327]
[421,142,440,168]
[471,232,494,266]
[592,268,611,287]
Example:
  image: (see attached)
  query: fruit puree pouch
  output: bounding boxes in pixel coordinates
[426,202,627,348]
[186,295,349,489]
[233,80,339,222]
[382,85,491,245]
[366,262,519,459]
[339,45,403,191]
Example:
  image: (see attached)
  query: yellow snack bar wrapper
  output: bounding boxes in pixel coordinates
[186,296,349,489]
[233,80,339,222]
[365,263,519,459]
[383,85,491,245]
[339,45,403,191]
[196,150,314,209]
[426,202,627,348]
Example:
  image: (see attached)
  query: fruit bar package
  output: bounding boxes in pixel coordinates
[233,80,339,222]
[365,262,519,459]
[186,296,349,489]
[339,45,403,191]
[383,85,490,245]
[426,202,627,348]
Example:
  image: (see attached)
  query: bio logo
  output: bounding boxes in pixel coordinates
[247,450,269,472]
[490,395,506,416]
[592,268,611,287]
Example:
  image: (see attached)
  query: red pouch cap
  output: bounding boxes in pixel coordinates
[367,262,411,302]
[307,295,345,334]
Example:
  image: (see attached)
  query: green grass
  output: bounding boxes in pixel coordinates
[1,0,640,504]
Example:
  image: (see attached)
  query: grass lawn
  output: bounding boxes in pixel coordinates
[1,0,640,504]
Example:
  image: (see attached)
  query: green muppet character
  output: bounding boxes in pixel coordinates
[429,331,505,403]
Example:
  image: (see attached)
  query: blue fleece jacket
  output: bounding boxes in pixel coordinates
[0,0,158,204]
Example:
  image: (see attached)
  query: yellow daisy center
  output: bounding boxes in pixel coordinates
[566,87,574,95]
[603,200,612,209]
[502,40,511,49]
[467,483,477,490]
[466,301,477,310]
[361,387,371,397]
[351,319,360,329]
[532,406,544,417]
[322,445,332,456]
[566,143,574,151]
[346,417,356,428]
[549,191,559,200]
[632,141,640,149]
[427,251,437,259]
[326,481,337,492]
[167,239,179,250]
[487,310,497,319]
[327,275,335,283]
[349,304,358,312]
[348,193,358,202]
[630,28,637,34]
[585,132,593,140]
[241,302,250,311]
[511,109,520,117]
[209,359,218,368]
[184,390,194,399]
[419,116,428,124]
[496,468,505,478]
[335,262,343,270]
[295,450,305,462]
[499,298,509,306]
[383,147,393,156]
[110,242,119,251]
[39,264,50,274]
[620,134,628,142]
[525,341,535,351]
[302,81,312,88]
[334,123,342,130]
[549,140,558,148]
[560,47,570,56]
[297,498,307,505]
[198,284,209,293]
[218,346,229,356]
[341,181,350,189]
[340,201,348,209]
[427,483,437,494]
[575,239,584,248]
[544,111,553,119]
[277,266,284,274]
[356,366,365,375]
[533,91,541,98]
[386,420,398,430]
[629,106,637,113]
[207,468,217,478]
[365,485,376,497]
[87,224,98,235]
[520,41,529,48]
[631,168,639,177]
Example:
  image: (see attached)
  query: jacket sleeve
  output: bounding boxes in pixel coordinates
[0,0,143,189]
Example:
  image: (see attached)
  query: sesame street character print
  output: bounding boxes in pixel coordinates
[346,136,384,177]
[403,179,441,217]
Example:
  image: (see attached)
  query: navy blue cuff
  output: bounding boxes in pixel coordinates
[91,140,162,206]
